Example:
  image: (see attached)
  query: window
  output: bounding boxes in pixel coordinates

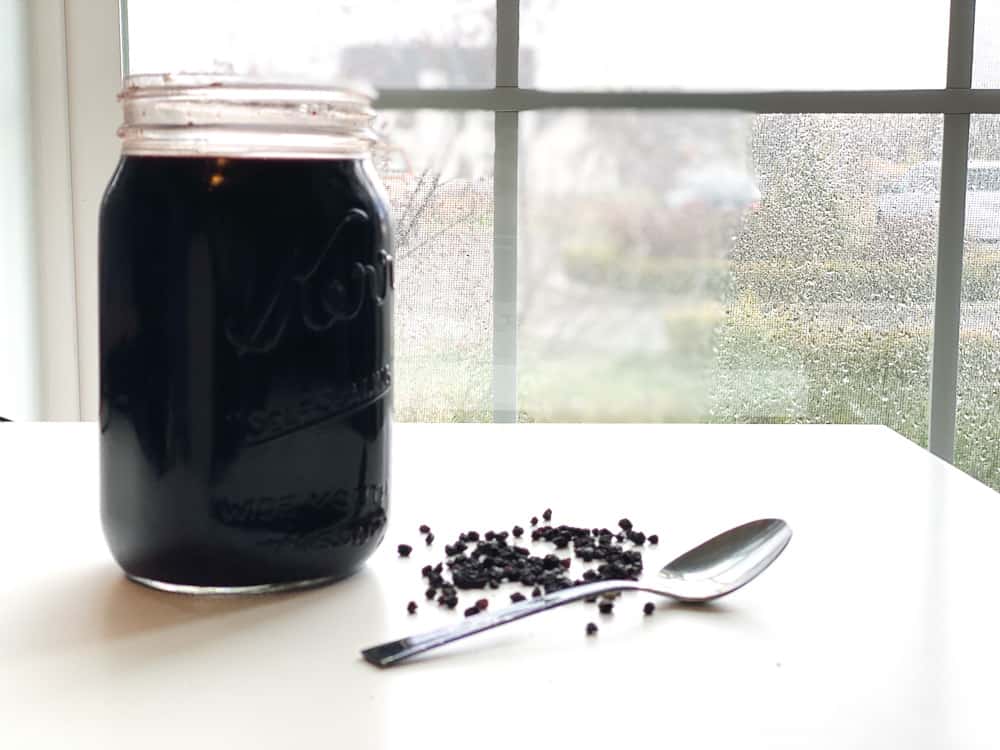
[519,111,941,440]
[32,0,994,489]
[974,2,1000,87]
[520,0,950,91]
[126,1,497,88]
[958,116,1000,490]
[377,110,495,421]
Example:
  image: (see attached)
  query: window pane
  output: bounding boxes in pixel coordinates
[974,3,1000,88]
[956,116,1000,491]
[375,111,494,421]
[520,111,941,441]
[126,0,495,88]
[521,0,948,90]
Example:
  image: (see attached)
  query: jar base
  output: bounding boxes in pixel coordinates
[126,573,342,596]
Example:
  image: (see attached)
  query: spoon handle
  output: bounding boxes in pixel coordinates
[361,579,645,667]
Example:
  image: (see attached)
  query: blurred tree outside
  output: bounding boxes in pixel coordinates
[373,113,494,423]
[372,104,1000,492]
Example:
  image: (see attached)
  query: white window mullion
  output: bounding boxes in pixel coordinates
[119,0,131,76]
[375,88,1000,114]
[64,0,123,421]
[496,0,519,89]
[928,0,976,461]
[492,0,519,422]
[26,0,81,420]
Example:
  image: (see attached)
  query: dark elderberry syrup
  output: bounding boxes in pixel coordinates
[99,154,393,590]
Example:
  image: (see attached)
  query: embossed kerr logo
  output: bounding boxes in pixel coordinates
[225,208,394,356]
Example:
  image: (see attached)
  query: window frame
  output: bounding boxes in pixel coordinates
[23,0,84,420]
[31,0,123,420]
[378,0,977,458]
[58,0,981,462]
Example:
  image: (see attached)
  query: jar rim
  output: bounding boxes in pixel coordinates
[121,73,376,105]
[117,73,379,159]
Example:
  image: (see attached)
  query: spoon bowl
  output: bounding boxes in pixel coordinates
[362,518,791,667]
[657,518,792,601]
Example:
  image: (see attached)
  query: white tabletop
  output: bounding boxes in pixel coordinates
[2,423,998,749]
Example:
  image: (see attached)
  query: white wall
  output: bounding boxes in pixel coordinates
[0,0,41,420]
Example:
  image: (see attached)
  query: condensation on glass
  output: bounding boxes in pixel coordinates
[519,111,942,443]
[99,75,393,592]
[956,115,1000,493]
[373,110,495,422]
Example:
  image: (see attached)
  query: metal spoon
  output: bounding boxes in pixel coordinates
[362,518,792,667]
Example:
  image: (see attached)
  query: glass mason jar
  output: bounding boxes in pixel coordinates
[99,74,393,593]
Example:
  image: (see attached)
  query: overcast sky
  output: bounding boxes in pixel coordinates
[128,1,1000,90]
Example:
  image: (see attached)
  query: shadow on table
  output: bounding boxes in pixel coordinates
[7,562,382,657]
